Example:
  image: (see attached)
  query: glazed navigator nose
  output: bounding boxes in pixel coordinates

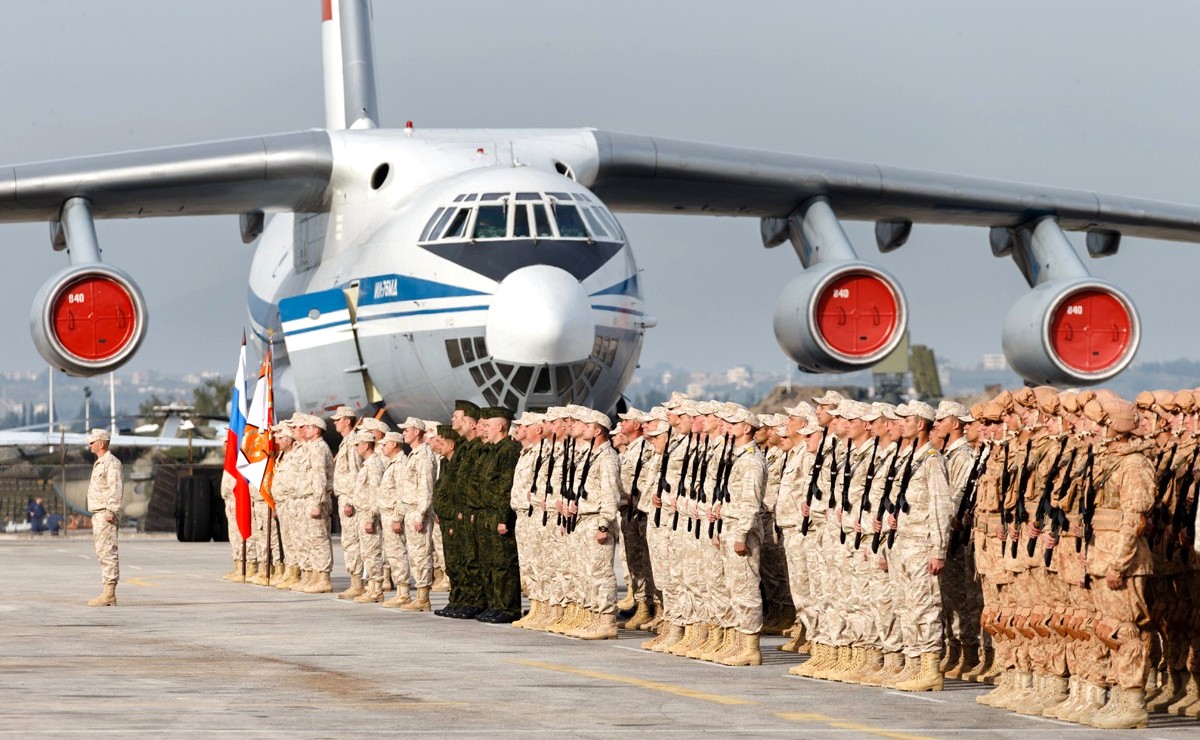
[486,265,594,365]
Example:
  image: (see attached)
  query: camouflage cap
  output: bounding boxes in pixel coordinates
[358,417,390,433]
[617,408,648,422]
[585,409,613,430]
[1032,386,1060,416]
[1100,398,1138,433]
[1011,387,1037,408]
[898,400,936,422]
[515,411,544,427]
[454,400,481,419]
[784,400,814,417]
[350,430,375,444]
[799,417,821,435]
[303,414,327,430]
[86,428,111,443]
[813,390,844,406]
[1152,390,1177,413]
[271,423,294,438]
[644,419,671,437]
[935,401,972,422]
[423,420,441,434]
[1174,389,1196,413]
[873,402,900,421]
[1058,391,1079,414]
[381,431,404,444]
[1134,390,1156,409]
[398,416,425,430]
[330,406,356,421]
[695,400,721,416]
[660,391,691,410]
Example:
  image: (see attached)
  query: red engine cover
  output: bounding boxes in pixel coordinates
[814,271,900,358]
[50,274,139,362]
[1048,288,1133,374]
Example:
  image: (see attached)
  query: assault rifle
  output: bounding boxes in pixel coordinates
[567,444,594,535]
[948,444,989,555]
[528,437,545,518]
[1027,436,1069,557]
[709,433,733,539]
[1008,438,1034,559]
[871,445,912,553]
[800,427,830,535]
[886,444,920,549]
[852,437,880,550]
[1041,445,1078,566]
[541,433,557,526]
[1076,444,1096,588]
[837,438,856,545]
[1149,443,1180,545]
[1166,446,1200,559]
[827,438,845,510]
[692,435,714,540]
[671,432,696,532]
[557,436,577,529]
[625,440,649,523]
[998,440,1013,550]
[653,429,672,528]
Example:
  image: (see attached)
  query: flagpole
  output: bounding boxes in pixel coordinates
[265,514,273,585]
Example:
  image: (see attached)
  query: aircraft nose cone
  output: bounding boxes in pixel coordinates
[486,266,594,365]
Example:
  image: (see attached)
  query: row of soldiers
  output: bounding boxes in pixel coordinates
[216,387,1200,730]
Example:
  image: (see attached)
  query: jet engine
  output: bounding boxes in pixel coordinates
[30,263,148,376]
[773,260,907,373]
[1002,278,1138,386]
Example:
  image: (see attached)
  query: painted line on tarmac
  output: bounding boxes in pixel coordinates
[511,659,759,705]
[124,577,157,588]
[885,690,945,704]
[1013,714,1073,726]
[775,712,938,740]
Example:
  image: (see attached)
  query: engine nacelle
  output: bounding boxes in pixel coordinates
[773,260,908,373]
[31,264,148,377]
[1002,278,1139,386]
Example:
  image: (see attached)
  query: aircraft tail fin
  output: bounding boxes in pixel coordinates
[321,0,379,130]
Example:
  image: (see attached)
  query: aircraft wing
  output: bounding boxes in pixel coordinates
[0,131,333,223]
[0,430,223,449]
[585,130,1200,243]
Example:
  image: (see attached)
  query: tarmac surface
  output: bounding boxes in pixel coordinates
[3,533,1199,739]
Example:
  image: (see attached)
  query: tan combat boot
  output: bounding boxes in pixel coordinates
[513,600,538,628]
[548,604,574,634]
[354,580,385,603]
[641,602,664,633]
[1168,672,1200,715]
[960,644,992,682]
[399,586,430,611]
[1091,687,1148,729]
[533,603,561,632]
[430,567,450,592]
[662,623,694,655]
[946,643,978,680]
[649,623,686,653]
[381,568,394,593]
[271,562,286,581]
[896,652,944,692]
[814,646,853,681]
[1059,680,1107,724]
[289,569,311,592]
[244,562,266,586]
[381,587,412,609]
[699,627,734,662]
[1017,674,1067,715]
[668,623,707,656]
[1044,675,1080,720]
[568,610,599,638]
[832,647,866,683]
[87,582,117,607]
[337,574,366,600]
[688,625,722,660]
[616,590,636,613]
[275,565,299,589]
[303,571,333,594]
[859,650,903,686]
[620,600,652,631]
[789,643,831,677]
[844,647,884,684]
[882,654,920,688]
[939,642,961,674]
[581,612,618,640]
[222,560,245,582]
[719,632,762,667]
[1145,669,1183,712]
[995,671,1035,710]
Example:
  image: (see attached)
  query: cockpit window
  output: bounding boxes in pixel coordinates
[473,205,507,239]
[418,191,623,244]
[551,203,588,239]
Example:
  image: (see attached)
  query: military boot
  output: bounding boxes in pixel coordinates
[533,603,562,632]
[1043,675,1079,719]
[946,643,978,680]
[719,632,762,667]
[939,642,961,674]
[1017,673,1066,714]
[976,669,1013,707]
[616,590,636,613]
[996,671,1035,710]
[354,580,384,603]
[1091,687,1148,729]
[246,562,268,586]
[859,650,903,687]
[1168,672,1200,715]
[668,624,707,656]
[1145,669,1182,712]
[844,647,884,684]
[87,582,117,607]
[548,604,575,634]
[642,601,664,633]
[620,600,652,631]
[686,625,721,660]
[826,647,859,682]
[430,567,450,592]
[338,574,366,600]
[649,623,686,653]
[699,627,732,662]
[513,600,538,628]
[289,569,311,592]
[960,645,992,682]
[223,560,245,582]
[814,646,852,681]
[382,568,394,593]
[789,643,831,677]
[382,586,413,608]
[895,653,944,692]
[303,571,333,594]
[582,613,618,640]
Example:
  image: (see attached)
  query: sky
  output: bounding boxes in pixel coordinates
[2,1,1200,377]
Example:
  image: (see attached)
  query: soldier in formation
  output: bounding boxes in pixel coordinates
[85,428,123,607]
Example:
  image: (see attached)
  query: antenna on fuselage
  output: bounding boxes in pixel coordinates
[321,0,380,131]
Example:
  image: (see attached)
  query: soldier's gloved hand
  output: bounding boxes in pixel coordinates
[497,523,508,535]
[391,520,402,534]
[344,504,356,518]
